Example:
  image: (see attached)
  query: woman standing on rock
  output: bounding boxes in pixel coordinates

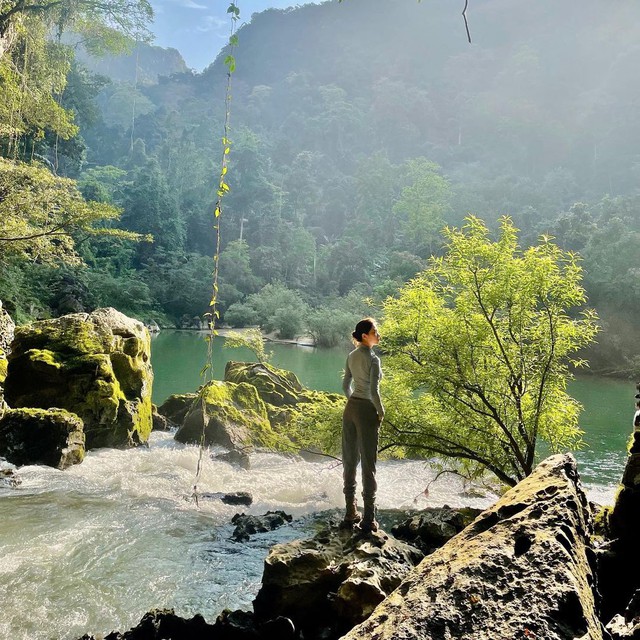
[341,318,384,533]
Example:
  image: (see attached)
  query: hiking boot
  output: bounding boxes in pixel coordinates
[360,518,379,533]
[340,498,362,528]
[360,501,378,533]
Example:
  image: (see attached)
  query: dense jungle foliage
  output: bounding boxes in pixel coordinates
[1,0,639,375]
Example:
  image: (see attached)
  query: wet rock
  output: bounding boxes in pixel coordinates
[253,522,423,639]
[156,393,197,427]
[4,308,153,450]
[77,608,266,640]
[199,491,253,506]
[342,454,602,640]
[232,511,293,541]
[390,505,483,554]
[151,404,172,431]
[0,408,84,469]
[174,381,280,451]
[0,458,20,487]
[213,449,251,469]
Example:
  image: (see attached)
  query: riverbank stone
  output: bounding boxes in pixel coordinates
[174,380,281,450]
[4,308,153,450]
[157,392,197,426]
[232,510,293,541]
[341,454,603,640]
[252,522,424,639]
[0,407,84,469]
[390,505,483,554]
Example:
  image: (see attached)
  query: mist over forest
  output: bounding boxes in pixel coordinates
[3,0,640,375]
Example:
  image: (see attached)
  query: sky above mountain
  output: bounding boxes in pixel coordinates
[149,0,306,70]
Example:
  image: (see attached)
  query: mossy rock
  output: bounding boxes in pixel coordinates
[224,361,314,407]
[174,380,287,451]
[0,407,85,469]
[4,308,153,450]
[157,393,198,426]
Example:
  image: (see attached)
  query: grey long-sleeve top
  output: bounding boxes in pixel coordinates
[342,345,384,417]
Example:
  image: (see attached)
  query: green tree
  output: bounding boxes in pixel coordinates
[393,158,452,256]
[0,158,140,263]
[381,217,599,487]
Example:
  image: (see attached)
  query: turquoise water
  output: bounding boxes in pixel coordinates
[150,331,634,494]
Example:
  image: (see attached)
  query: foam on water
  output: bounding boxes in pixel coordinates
[0,431,620,640]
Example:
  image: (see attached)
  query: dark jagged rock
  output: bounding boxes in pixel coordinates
[199,491,253,506]
[0,408,84,469]
[390,505,483,554]
[4,308,153,450]
[0,458,20,486]
[342,454,603,640]
[252,521,423,639]
[231,511,293,541]
[151,404,172,431]
[598,420,640,626]
[213,449,251,470]
[156,393,197,426]
[76,607,283,640]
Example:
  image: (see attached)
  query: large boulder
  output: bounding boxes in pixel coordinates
[174,380,280,450]
[252,523,424,639]
[224,361,315,407]
[0,408,84,469]
[342,454,604,640]
[4,308,153,449]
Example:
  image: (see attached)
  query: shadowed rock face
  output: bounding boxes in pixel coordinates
[4,308,153,450]
[253,523,424,639]
[342,454,603,640]
[599,418,640,633]
[0,408,84,469]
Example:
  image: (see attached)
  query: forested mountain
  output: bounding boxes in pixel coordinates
[2,0,640,374]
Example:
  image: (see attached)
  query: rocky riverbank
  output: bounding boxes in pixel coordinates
[74,452,640,640]
[2,307,640,639]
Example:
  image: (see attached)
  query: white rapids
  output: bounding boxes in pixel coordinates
[0,431,617,640]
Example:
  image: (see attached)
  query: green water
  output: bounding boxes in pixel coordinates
[150,330,634,493]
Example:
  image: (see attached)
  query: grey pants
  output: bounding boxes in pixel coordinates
[342,397,379,504]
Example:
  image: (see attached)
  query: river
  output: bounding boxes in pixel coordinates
[0,330,634,640]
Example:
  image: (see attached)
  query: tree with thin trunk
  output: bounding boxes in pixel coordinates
[380,216,599,487]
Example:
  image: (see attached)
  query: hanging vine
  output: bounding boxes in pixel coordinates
[192,2,240,504]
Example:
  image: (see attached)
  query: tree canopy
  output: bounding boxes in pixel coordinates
[381,217,599,486]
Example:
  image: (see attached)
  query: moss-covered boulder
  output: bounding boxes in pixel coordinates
[174,380,282,450]
[0,407,84,469]
[224,361,315,407]
[4,308,153,450]
[342,454,602,640]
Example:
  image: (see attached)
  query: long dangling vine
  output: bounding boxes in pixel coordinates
[192,2,240,505]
